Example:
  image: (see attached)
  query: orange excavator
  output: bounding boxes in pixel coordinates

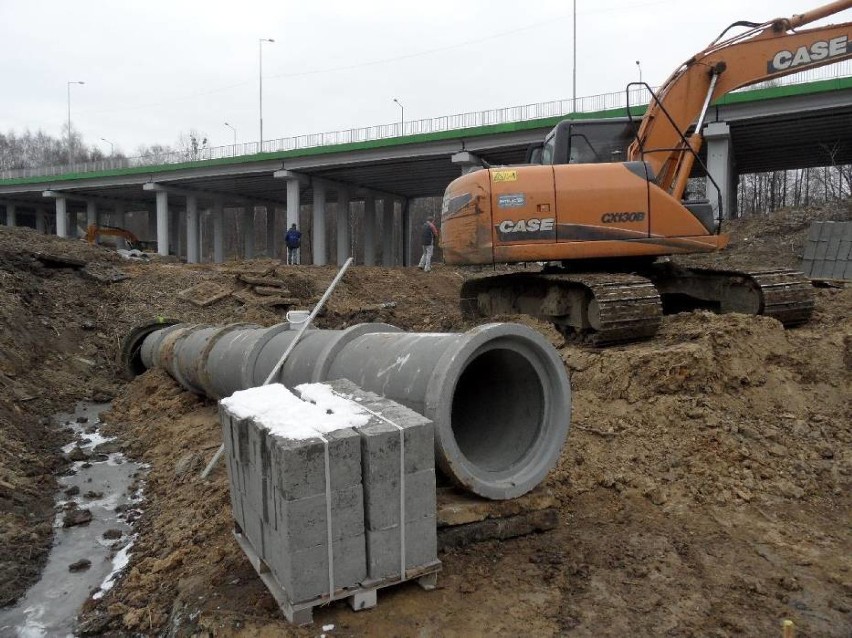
[83,224,144,251]
[441,1,852,344]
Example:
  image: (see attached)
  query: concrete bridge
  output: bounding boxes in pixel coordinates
[1,70,850,266]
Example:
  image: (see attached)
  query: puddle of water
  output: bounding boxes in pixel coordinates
[0,402,146,638]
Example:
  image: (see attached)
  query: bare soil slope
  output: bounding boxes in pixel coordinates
[0,203,849,636]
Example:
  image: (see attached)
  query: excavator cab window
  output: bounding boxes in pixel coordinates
[565,120,636,165]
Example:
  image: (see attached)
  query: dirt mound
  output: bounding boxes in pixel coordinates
[568,312,792,401]
[679,199,852,271]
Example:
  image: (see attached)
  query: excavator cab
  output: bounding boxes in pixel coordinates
[525,118,639,166]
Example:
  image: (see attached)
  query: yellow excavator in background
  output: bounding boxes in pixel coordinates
[83,224,146,251]
[441,0,852,344]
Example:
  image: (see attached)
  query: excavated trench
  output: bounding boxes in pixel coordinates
[0,402,144,637]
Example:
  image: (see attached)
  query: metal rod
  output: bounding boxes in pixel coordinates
[695,71,721,133]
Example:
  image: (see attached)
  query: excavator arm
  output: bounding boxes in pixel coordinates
[630,0,852,201]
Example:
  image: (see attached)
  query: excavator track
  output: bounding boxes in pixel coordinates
[460,272,663,345]
[746,269,815,326]
[646,264,815,327]
[460,265,814,347]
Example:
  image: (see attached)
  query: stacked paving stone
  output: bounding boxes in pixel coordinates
[801,221,852,281]
[220,379,438,607]
[356,394,438,582]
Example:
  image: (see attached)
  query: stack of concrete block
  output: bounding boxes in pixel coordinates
[219,378,438,608]
[355,394,437,582]
[221,409,367,601]
[801,221,852,281]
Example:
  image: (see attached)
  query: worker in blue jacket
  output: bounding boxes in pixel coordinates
[284,224,302,265]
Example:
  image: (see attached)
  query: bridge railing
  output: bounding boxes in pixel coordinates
[2,60,850,180]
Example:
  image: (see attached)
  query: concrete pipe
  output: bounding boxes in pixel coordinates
[121,321,571,500]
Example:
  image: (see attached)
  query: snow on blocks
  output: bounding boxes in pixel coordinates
[218,378,439,625]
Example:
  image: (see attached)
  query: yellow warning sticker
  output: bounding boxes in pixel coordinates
[492,169,518,183]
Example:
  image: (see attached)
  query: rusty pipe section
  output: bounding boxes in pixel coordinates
[122,320,571,500]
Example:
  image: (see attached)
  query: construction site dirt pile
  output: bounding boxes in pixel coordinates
[0,203,848,636]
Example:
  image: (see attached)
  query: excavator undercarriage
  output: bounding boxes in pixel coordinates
[460,264,814,346]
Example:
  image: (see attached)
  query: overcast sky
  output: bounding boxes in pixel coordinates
[0,0,847,155]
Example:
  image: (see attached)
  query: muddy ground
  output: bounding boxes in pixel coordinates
[0,203,849,636]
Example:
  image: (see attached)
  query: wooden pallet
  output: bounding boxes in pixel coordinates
[177,281,233,306]
[234,527,440,626]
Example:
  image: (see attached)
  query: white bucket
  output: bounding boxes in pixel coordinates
[285,310,311,329]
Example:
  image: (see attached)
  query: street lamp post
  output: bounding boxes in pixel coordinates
[258,38,275,150]
[224,122,237,146]
[393,98,404,135]
[100,137,114,156]
[572,0,577,113]
[636,60,643,84]
[67,80,85,154]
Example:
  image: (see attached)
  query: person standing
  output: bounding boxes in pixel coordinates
[284,223,302,265]
[418,216,439,272]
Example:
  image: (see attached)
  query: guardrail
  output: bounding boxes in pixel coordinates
[2,60,850,181]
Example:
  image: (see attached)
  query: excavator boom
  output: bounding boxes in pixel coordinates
[632,0,852,200]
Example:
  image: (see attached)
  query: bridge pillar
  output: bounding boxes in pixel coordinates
[54,196,68,237]
[704,122,737,220]
[156,191,170,256]
[171,208,182,257]
[244,205,255,260]
[336,186,350,266]
[364,193,376,266]
[286,179,300,230]
[114,202,126,230]
[213,198,225,264]
[35,208,46,234]
[266,206,277,258]
[5,204,16,227]
[86,201,98,237]
[313,182,327,266]
[186,194,200,264]
[382,198,395,266]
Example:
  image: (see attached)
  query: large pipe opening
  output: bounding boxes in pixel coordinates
[451,348,544,472]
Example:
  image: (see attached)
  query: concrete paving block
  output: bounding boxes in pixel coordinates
[365,515,438,581]
[267,434,327,501]
[240,419,273,521]
[267,532,367,603]
[241,499,267,561]
[226,459,244,521]
[266,428,361,502]
[273,485,365,552]
[360,421,434,483]
[323,428,363,490]
[364,469,437,531]
[229,413,252,466]
[827,234,842,261]
[357,402,434,474]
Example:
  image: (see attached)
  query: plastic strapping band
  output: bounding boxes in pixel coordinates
[318,433,335,599]
[332,394,407,581]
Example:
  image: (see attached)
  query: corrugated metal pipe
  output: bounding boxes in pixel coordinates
[120,320,571,500]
